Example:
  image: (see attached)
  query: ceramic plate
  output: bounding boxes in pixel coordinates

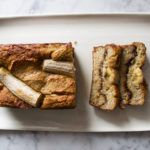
[0,13,150,132]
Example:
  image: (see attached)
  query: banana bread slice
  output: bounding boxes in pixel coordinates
[119,45,135,108]
[120,42,146,107]
[90,44,121,110]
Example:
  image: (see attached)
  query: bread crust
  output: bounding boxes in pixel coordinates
[41,94,75,109]
[41,74,76,94]
[0,43,76,109]
[0,43,73,70]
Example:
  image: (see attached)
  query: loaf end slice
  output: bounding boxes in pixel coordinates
[120,42,146,107]
[128,42,146,105]
[90,44,121,110]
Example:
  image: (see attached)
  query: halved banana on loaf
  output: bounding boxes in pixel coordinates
[43,59,75,77]
[90,44,121,110]
[0,67,43,107]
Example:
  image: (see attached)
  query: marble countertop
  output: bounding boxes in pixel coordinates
[0,0,150,150]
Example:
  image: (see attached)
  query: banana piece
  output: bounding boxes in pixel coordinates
[43,59,75,77]
[0,67,43,107]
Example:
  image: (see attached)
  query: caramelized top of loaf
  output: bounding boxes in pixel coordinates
[0,43,73,70]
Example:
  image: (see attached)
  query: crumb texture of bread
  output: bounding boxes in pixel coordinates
[90,46,106,107]
[119,42,146,107]
[90,44,121,110]
[0,43,76,109]
[127,42,146,105]
[119,45,135,107]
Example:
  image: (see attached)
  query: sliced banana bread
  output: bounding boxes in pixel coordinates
[120,42,146,107]
[90,44,121,110]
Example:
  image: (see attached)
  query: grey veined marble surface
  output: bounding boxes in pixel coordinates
[0,0,150,150]
[0,0,150,16]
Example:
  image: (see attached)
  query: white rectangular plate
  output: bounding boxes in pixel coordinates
[0,13,150,132]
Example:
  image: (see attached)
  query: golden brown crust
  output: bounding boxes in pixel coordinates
[41,75,76,94]
[41,94,75,109]
[12,61,48,92]
[51,43,74,61]
[0,43,76,109]
[0,43,73,70]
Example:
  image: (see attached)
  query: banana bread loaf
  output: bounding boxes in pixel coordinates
[0,43,76,109]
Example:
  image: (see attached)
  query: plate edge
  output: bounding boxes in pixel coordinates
[0,12,150,19]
